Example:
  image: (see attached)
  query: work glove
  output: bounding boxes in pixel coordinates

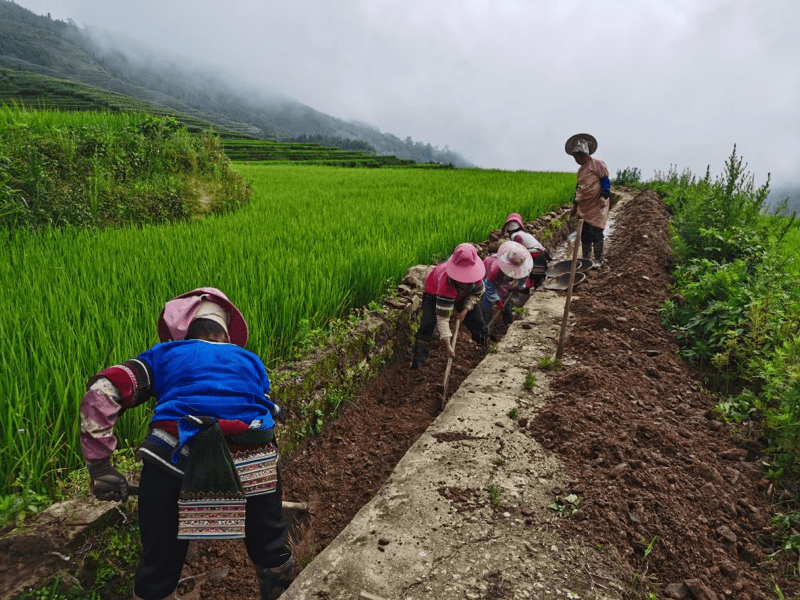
[436,317,452,341]
[88,456,129,502]
[454,306,470,322]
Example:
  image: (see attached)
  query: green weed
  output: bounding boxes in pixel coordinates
[537,355,564,371]
[548,494,580,517]
[487,484,501,507]
[297,544,318,569]
[524,373,536,390]
[613,166,641,186]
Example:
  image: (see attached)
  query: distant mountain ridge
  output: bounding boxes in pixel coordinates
[0,0,473,166]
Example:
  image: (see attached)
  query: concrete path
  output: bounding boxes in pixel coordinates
[283,292,624,600]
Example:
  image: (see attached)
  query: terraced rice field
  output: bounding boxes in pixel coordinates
[1,162,575,497]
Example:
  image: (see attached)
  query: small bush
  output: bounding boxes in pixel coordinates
[614,166,641,186]
[524,373,536,390]
[538,355,563,371]
[656,146,800,481]
[0,107,252,230]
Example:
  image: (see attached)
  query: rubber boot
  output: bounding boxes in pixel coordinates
[256,557,295,600]
[582,243,592,260]
[593,241,604,266]
[411,340,430,370]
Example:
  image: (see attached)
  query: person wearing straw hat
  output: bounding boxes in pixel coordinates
[511,230,553,291]
[565,133,611,266]
[79,287,294,600]
[411,243,489,370]
[482,240,534,329]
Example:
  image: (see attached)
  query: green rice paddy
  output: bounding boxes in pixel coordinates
[2,162,575,496]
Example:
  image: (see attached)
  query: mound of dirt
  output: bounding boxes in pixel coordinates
[526,190,790,599]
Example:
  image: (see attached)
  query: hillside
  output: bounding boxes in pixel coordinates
[0,0,473,166]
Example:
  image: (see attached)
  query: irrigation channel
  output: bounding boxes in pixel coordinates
[4,188,790,599]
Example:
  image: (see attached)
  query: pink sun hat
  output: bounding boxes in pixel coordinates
[445,243,485,283]
[502,213,524,236]
[157,287,249,347]
[511,231,545,252]
[496,240,534,279]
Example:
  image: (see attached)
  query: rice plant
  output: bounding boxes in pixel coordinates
[1,162,575,496]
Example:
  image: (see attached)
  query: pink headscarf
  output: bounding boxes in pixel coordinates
[157,287,249,347]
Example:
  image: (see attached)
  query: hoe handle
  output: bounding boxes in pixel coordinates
[439,319,461,411]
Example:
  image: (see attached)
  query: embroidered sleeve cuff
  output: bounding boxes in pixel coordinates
[90,358,153,409]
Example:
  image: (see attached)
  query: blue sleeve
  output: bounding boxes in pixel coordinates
[484,279,500,304]
[600,176,611,198]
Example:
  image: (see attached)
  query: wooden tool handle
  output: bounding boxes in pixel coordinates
[439,320,461,411]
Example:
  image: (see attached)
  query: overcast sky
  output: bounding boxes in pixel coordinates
[15,0,800,196]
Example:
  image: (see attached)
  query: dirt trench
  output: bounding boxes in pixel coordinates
[5,189,796,599]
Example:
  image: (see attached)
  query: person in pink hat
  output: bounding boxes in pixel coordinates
[511,230,553,290]
[79,287,294,600]
[411,243,489,369]
[482,240,534,329]
[501,213,525,239]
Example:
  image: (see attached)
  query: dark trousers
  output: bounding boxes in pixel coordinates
[133,460,291,599]
[580,223,604,246]
[529,254,548,289]
[416,293,488,345]
[581,223,604,260]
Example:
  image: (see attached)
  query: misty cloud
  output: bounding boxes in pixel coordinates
[14,0,800,202]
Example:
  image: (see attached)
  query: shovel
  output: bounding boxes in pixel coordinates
[486,308,504,336]
[436,319,461,412]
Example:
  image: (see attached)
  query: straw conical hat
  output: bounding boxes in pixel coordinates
[565,133,598,155]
